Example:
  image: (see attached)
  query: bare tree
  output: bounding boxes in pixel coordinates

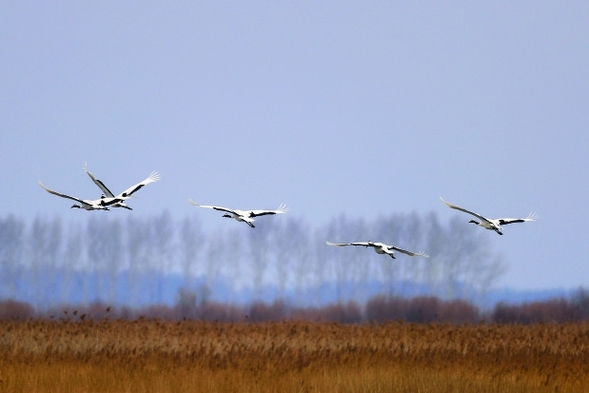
[150,211,174,303]
[375,214,404,297]
[422,211,445,295]
[61,222,84,304]
[248,220,274,301]
[179,215,204,290]
[25,216,64,308]
[86,216,123,303]
[287,218,311,302]
[308,229,328,306]
[126,215,153,306]
[0,215,25,298]
[426,214,506,300]
[376,211,427,297]
[217,227,244,304]
[323,214,370,303]
[271,217,311,301]
[44,217,63,307]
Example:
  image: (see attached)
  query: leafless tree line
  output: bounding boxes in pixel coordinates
[0,211,505,309]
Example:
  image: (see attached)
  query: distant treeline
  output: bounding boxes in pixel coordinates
[2,289,589,324]
[1,211,505,308]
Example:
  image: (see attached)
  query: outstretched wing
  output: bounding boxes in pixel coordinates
[326,241,352,247]
[348,241,373,247]
[189,199,237,215]
[84,163,115,198]
[326,241,371,248]
[499,212,539,226]
[391,245,429,258]
[249,203,289,217]
[39,181,90,208]
[119,171,160,197]
[440,197,493,225]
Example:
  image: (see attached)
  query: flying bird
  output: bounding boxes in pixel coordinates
[39,181,126,211]
[326,241,429,259]
[189,200,288,228]
[84,163,160,210]
[440,197,538,235]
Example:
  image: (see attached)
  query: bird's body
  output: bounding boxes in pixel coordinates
[440,197,538,235]
[84,163,160,210]
[189,200,288,228]
[326,241,429,259]
[38,181,125,211]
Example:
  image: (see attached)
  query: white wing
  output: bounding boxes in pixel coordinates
[498,212,539,226]
[326,241,354,247]
[118,171,160,197]
[348,241,373,247]
[39,181,127,208]
[84,163,115,198]
[39,181,89,207]
[189,200,239,215]
[249,203,289,217]
[326,241,372,248]
[391,245,429,258]
[440,197,493,225]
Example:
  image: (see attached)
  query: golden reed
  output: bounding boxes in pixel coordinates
[0,320,587,392]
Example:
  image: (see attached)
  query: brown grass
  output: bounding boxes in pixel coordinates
[0,320,588,392]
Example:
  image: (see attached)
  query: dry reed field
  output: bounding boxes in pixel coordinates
[0,319,588,392]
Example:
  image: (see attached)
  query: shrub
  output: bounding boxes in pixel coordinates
[0,299,34,320]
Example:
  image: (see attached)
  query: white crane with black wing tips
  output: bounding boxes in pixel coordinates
[38,181,126,211]
[440,197,538,235]
[84,163,160,210]
[326,241,429,259]
[189,199,288,228]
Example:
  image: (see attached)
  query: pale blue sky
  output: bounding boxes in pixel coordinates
[1,2,588,290]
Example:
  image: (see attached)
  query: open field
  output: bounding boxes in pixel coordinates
[1,320,588,392]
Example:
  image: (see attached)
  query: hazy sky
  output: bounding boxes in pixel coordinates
[1,2,588,290]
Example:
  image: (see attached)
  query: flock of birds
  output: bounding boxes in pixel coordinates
[39,164,160,211]
[39,164,538,260]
